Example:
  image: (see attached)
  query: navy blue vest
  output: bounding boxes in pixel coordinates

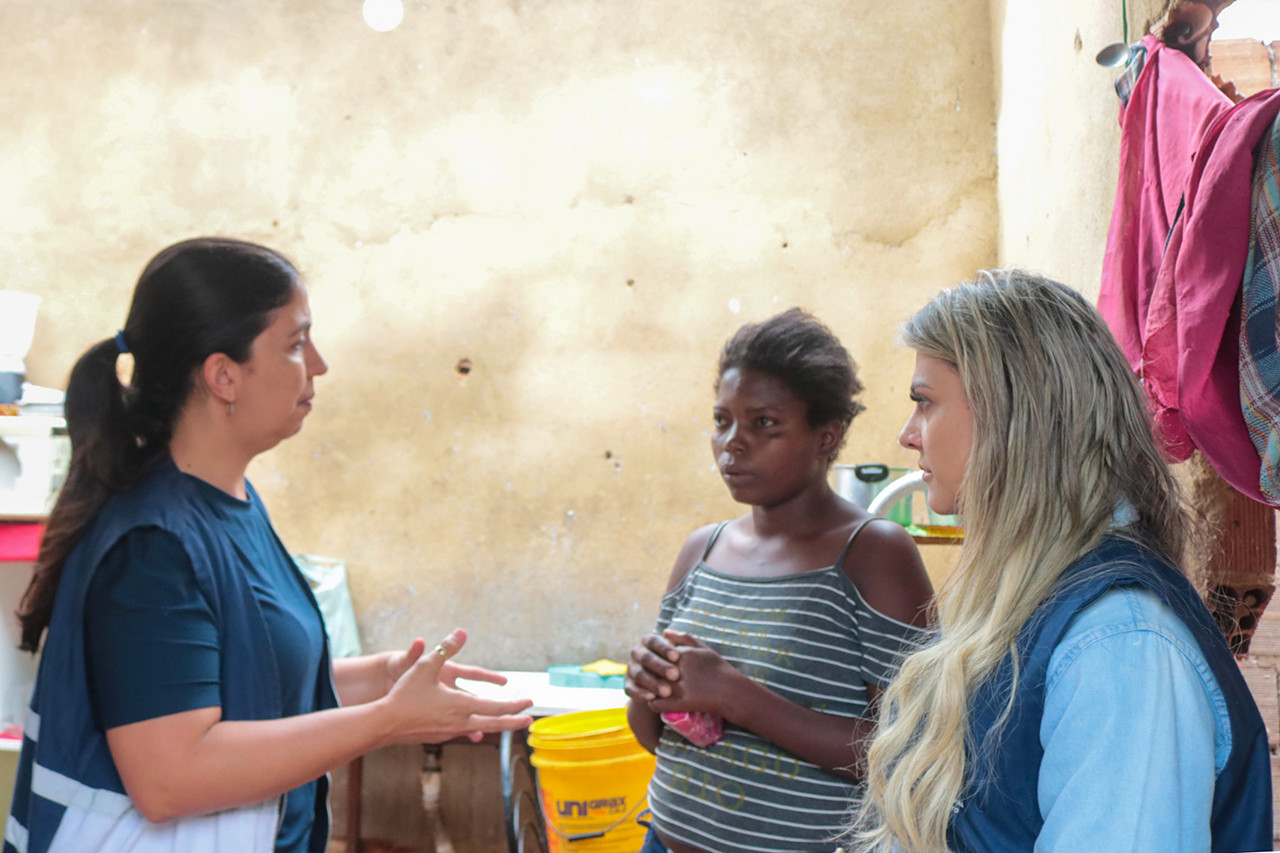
[6,459,339,853]
[947,537,1271,853]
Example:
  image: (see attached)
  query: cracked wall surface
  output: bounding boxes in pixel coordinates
[992,0,1171,296]
[3,0,996,668]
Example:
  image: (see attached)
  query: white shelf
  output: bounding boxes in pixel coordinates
[0,415,64,438]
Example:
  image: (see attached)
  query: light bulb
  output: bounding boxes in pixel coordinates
[362,0,404,32]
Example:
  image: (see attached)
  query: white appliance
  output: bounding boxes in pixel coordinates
[0,415,69,518]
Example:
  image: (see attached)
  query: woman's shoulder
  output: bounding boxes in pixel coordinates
[77,462,188,549]
[1061,585,1197,649]
[104,458,207,521]
[663,520,732,592]
[839,517,934,628]
[1052,536,1197,628]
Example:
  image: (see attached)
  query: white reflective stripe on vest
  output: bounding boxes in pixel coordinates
[22,709,38,744]
[5,814,29,853]
[31,764,132,818]
[47,800,280,853]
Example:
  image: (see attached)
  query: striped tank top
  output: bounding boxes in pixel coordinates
[647,520,931,853]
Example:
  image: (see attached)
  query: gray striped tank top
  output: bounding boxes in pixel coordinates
[647,520,931,853]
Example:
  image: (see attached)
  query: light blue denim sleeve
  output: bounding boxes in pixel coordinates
[1035,586,1228,853]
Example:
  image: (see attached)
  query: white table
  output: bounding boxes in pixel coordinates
[459,670,627,717]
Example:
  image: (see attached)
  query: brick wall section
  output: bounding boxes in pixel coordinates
[1212,38,1277,99]
[1245,603,1280,843]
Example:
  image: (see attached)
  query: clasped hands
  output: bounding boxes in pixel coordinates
[626,628,738,717]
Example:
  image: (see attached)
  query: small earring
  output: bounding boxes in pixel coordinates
[228,401,235,416]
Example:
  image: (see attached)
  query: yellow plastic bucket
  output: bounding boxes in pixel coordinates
[528,708,656,853]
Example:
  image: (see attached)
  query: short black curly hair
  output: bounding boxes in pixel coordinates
[716,308,866,440]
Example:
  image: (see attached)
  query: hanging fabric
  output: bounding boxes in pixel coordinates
[1099,30,1280,504]
[1141,88,1280,502]
[1098,35,1232,386]
[1239,114,1280,503]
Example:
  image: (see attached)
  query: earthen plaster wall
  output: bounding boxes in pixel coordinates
[992,0,1169,296]
[3,0,996,670]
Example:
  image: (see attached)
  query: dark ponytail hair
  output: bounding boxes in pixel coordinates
[18,237,301,651]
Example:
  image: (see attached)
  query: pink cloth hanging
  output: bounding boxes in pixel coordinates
[1099,35,1232,381]
[1098,32,1280,503]
[1142,87,1280,501]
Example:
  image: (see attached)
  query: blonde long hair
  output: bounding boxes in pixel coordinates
[849,271,1185,852]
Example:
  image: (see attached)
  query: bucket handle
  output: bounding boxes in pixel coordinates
[540,789,649,843]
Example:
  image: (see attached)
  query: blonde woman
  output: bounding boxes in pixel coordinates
[848,271,1271,853]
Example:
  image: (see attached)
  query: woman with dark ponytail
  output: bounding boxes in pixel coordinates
[6,238,532,853]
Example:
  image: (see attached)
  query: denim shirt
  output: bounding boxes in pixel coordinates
[947,533,1269,853]
[866,595,1225,853]
[1038,585,1225,852]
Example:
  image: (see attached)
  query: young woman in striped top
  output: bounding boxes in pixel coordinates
[625,308,934,853]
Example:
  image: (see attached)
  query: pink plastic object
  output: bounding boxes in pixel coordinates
[661,711,723,747]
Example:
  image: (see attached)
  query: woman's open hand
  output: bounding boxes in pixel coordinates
[384,636,511,693]
[379,628,532,744]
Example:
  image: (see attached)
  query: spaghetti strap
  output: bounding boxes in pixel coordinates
[702,520,731,560]
[834,516,889,571]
